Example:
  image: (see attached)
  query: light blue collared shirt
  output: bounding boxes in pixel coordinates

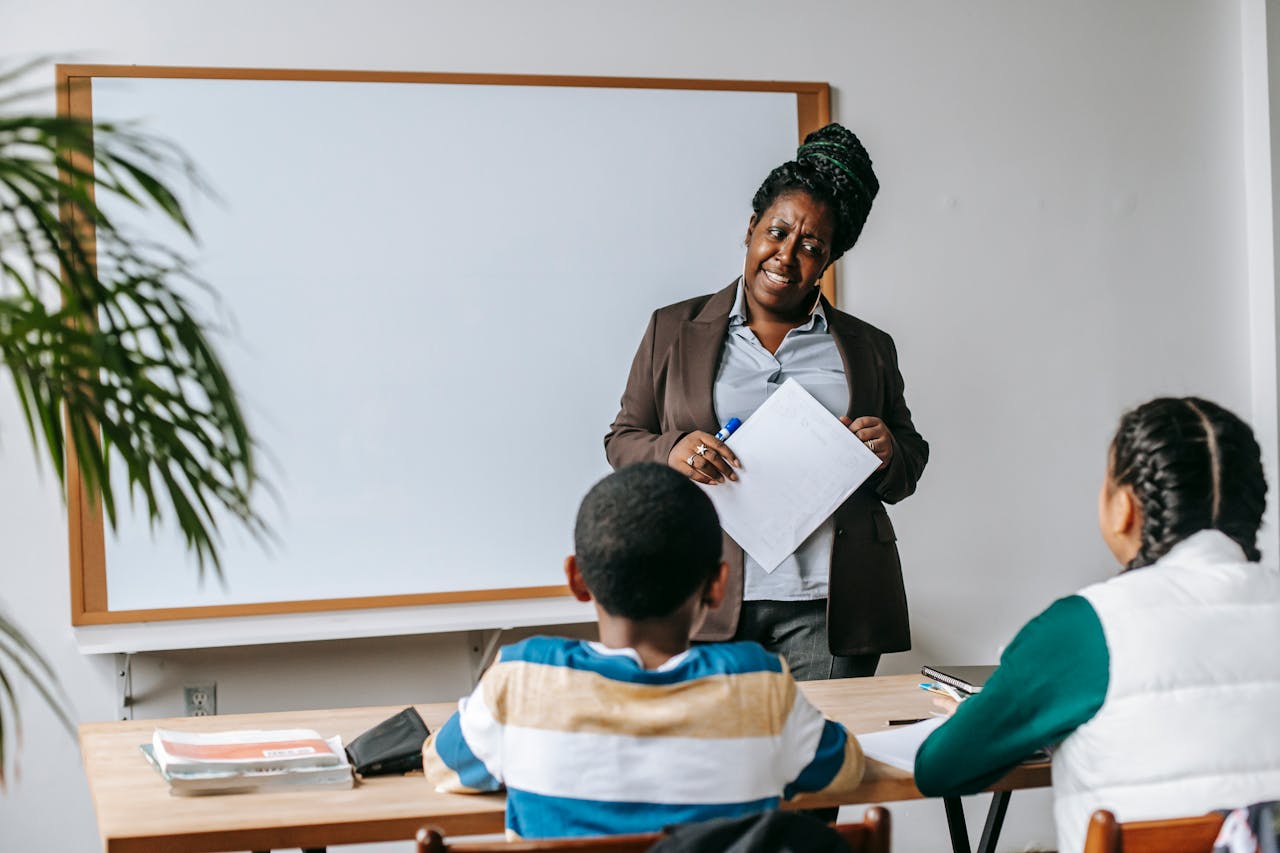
[713,279,849,601]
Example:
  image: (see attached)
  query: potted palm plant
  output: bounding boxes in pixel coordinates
[0,59,265,781]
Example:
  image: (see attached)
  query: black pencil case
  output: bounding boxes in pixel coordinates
[344,707,430,777]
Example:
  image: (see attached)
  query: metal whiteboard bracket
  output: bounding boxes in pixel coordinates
[468,629,505,686]
[115,653,133,720]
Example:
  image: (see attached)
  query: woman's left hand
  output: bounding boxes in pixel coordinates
[841,415,893,470]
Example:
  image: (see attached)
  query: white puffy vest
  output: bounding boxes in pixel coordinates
[1051,530,1280,853]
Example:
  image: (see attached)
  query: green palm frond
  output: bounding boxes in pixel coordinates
[0,610,75,787]
[0,78,265,570]
[0,60,267,780]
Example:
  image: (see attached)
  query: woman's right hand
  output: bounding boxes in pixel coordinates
[667,432,741,485]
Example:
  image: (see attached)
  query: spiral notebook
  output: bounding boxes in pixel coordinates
[920,664,997,696]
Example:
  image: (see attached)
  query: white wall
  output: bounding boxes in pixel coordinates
[0,2,1269,851]
[1243,0,1280,566]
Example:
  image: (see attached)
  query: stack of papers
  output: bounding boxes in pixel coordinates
[856,717,947,772]
[701,379,883,571]
[143,728,354,796]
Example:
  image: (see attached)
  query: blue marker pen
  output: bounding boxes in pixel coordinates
[714,417,742,442]
[920,681,963,702]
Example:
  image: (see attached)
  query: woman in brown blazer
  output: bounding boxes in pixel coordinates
[604,123,928,680]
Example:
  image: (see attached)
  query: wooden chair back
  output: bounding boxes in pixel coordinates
[835,804,891,853]
[1082,808,1224,853]
[417,804,891,852]
[416,827,658,853]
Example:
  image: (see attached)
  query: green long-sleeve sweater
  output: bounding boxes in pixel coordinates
[914,595,1110,795]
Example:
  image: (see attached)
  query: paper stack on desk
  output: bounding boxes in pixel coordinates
[701,378,883,572]
[143,727,354,796]
[857,717,947,772]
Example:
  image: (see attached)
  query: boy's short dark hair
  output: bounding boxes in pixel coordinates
[574,463,722,620]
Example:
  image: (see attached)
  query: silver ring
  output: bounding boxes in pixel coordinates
[695,443,708,456]
[686,454,697,467]
[866,439,875,450]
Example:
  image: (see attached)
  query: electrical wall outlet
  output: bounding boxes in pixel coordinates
[184,683,217,716]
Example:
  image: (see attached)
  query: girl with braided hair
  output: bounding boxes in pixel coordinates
[605,123,929,681]
[915,397,1280,853]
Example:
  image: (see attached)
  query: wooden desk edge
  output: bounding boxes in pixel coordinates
[81,680,1052,851]
[103,810,506,853]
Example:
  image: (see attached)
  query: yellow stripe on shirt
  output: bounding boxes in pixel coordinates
[792,735,865,803]
[482,660,797,739]
[422,731,486,794]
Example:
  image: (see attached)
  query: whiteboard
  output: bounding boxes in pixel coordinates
[63,68,822,624]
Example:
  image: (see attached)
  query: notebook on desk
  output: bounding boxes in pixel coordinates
[920,664,997,696]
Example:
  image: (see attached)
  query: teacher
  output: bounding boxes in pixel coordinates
[604,123,928,680]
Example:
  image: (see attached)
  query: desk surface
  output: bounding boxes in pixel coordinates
[80,674,1049,853]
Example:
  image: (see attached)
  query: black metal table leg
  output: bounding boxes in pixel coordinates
[944,796,972,853]
[977,790,1012,853]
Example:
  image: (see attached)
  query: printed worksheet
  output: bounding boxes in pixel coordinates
[701,378,882,572]
[855,717,948,771]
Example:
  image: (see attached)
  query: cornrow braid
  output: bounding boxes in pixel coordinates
[1206,405,1268,561]
[751,123,879,263]
[1183,399,1222,524]
[1110,397,1266,570]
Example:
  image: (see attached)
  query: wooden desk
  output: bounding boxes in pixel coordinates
[80,674,1049,852]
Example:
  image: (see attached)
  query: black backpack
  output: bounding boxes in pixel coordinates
[649,811,851,853]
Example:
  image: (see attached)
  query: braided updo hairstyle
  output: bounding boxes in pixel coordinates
[1110,397,1267,570]
[751,123,879,263]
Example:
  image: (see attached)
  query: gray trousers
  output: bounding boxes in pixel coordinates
[734,599,880,682]
[735,600,877,823]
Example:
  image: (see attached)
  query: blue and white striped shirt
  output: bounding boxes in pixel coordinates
[422,636,864,839]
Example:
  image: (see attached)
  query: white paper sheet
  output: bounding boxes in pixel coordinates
[856,717,947,771]
[700,378,883,572]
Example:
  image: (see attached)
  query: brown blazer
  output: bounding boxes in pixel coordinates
[603,281,928,655]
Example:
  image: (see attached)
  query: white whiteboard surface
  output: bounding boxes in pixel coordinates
[88,73,800,614]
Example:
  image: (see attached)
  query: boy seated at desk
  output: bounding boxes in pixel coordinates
[422,462,865,839]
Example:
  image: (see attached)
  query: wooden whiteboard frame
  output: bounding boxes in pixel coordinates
[57,64,832,626]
